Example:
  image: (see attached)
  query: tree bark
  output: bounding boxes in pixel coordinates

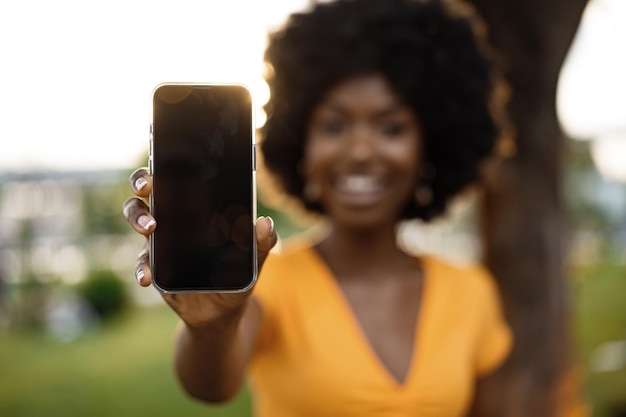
[466,0,590,416]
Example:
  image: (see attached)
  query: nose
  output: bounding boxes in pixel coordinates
[345,123,376,162]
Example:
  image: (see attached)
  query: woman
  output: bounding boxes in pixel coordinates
[123,0,567,416]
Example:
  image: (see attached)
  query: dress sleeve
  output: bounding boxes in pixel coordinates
[473,267,514,377]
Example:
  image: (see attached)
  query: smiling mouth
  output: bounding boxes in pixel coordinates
[336,174,385,195]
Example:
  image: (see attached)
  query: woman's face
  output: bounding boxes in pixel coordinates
[304,73,422,229]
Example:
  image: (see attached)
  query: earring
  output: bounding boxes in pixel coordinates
[415,185,433,206]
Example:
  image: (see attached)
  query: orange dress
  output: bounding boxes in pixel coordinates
[248,240,512,417]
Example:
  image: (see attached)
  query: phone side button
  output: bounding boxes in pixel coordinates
[149,157,153,175]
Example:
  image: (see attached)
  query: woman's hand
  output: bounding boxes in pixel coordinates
[122,167,277,328]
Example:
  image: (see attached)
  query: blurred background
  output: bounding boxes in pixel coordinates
[0,0,625,416]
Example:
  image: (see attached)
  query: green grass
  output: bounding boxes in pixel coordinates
[0,306,252,417]
[573,262,626,417]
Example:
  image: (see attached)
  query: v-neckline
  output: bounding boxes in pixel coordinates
[305,247,432,391]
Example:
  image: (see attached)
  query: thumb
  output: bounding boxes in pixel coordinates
[256,216,278,269]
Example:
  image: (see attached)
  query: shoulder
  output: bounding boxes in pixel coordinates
[423,255,498,293]
[421,255,504,316]
[423,256,512,375]
[430,254,513,376]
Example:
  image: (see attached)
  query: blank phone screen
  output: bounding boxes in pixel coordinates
[151,84,256,292]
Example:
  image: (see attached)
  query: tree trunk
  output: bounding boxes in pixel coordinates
[466,0,589,416]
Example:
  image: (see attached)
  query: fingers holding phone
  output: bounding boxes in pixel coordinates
[256,216,277,267]
[122,169,155,287]
[123,195,156,236]
[123,167,155,235]
[129,167,152,198]
[123,178,277,291]
[135,245,152,287]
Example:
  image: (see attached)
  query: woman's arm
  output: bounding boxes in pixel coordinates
[173,297,264,403]
[123,167,277,403]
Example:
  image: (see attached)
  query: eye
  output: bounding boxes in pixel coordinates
[319,119,346,135]
[380,122,407,137]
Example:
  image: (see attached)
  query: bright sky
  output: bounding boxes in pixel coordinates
[0,0,624,179]
[557,0,626,181]
[0,0,309,171]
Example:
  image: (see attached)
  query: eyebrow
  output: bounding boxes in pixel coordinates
[317,101,410,118]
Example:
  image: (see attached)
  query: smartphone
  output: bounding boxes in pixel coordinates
[150,83,257,292]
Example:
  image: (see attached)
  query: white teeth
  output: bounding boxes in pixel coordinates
[338,175,381,193]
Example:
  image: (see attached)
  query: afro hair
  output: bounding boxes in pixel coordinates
[260,0,504,221]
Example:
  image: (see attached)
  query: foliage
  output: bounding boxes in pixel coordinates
[77,270,129,321]
[82,181,133,236]
[573,262,626,417]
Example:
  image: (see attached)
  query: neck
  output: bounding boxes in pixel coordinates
[317,221,411,279]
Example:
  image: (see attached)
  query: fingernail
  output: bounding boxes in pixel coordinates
[136,269,145,284]
[135,177,148,191]
[266,216,275,234]
[138,215,156,230]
